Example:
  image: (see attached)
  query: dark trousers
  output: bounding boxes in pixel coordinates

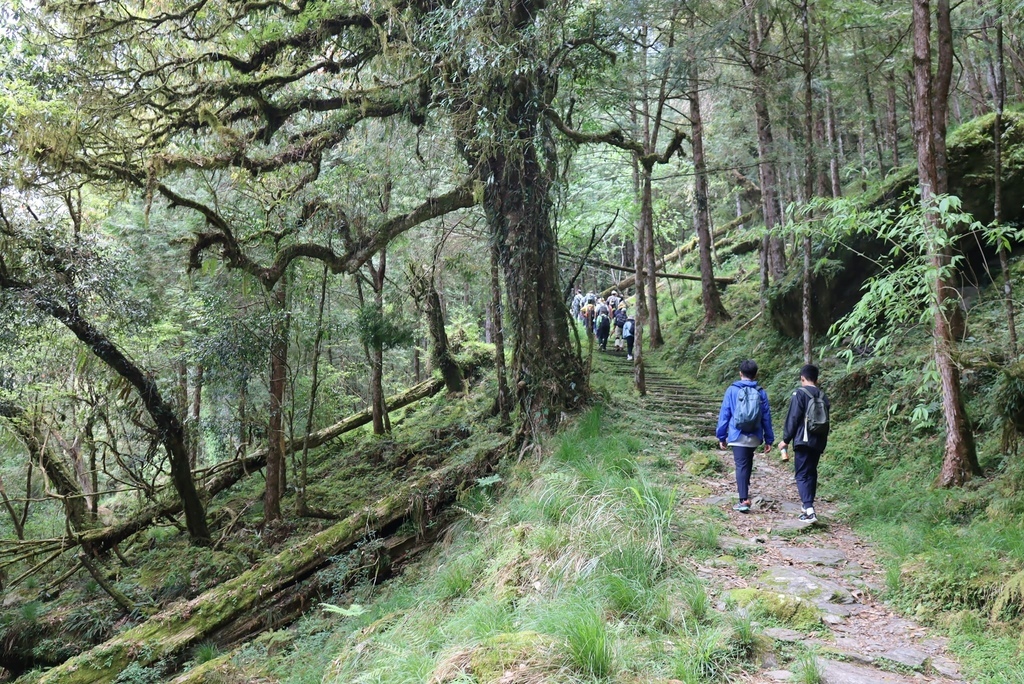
[625,336,634,355]
[731,446,755,501]
[793,446,822,509]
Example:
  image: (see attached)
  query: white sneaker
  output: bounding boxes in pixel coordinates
[626,355,633,361]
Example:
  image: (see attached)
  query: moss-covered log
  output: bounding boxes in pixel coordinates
[28,439,503,684]
[73,377,445,553]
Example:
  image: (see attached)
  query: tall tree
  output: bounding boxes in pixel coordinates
[688,59,730,327]
[911,0,981,486]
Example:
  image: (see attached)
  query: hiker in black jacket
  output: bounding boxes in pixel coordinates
[778,364,831,523]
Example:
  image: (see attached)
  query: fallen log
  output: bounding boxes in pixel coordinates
[29,438,504,684]
[598,209,757,297]
[72,378,445,553]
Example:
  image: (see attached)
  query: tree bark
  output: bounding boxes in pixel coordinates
[490,242,511,423]
[993,2,1017,357]
[912,0,981,487]
[801,0,815,364]
[746,1,786,282]
[689,62,730,327]
[421,274,464,394]
[264,273,289,523]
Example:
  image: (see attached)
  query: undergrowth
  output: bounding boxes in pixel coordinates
[229,399,779,683]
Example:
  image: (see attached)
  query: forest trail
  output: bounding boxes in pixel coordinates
[599,351,965,684]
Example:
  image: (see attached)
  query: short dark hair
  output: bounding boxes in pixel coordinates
[800,364,819,383]
[739,359,758,379]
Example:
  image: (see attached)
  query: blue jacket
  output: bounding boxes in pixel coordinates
[716,380,775,446]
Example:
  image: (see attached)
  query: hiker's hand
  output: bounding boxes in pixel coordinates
[778,441,787,451]
[719,441,727,450]
[762,443,771,454]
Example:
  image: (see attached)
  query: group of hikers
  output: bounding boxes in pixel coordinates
[570,288,635,359]
[716,360,830,522]
[568,285,830,523]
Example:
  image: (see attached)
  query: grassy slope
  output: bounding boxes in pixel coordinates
[191,360,836,684]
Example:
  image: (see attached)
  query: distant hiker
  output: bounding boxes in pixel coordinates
[581,295,596,332]
[778,364,831,523]
[613,302,628,351]
[595,304,611,351]
[622,316,635,360]
[716,359,774,513]
[571,288,584,321]
[607,290,622,312]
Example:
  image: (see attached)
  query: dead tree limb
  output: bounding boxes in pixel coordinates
[74,377,446,553]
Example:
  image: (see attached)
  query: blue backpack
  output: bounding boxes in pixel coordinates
[734,385,762,432]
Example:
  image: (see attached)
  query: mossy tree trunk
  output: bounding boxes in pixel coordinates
[490,244,511,423]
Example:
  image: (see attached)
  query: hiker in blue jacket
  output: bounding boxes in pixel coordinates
[716,359,774,513]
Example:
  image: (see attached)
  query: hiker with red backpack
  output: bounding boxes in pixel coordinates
[778,364,831,523]
[716,359,774,513]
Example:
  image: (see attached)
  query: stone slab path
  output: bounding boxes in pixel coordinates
[600,351,965,684]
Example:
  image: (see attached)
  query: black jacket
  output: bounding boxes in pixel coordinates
[782,384,830,452]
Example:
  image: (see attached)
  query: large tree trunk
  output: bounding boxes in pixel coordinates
[30,299,210,543]
[480,115,586,431]
[689,62,730,327]
[264,275,289,523]
[912,0,981,487]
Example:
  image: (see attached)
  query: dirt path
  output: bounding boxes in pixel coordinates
[601,351,965,684]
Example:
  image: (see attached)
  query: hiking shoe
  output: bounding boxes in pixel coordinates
[626,355,633,361]
[798,512,817,523]
[733,500,751,513]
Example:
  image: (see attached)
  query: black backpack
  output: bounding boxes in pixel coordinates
[614,309,627,326]
[734,385,762,432]
[800,387,830,436]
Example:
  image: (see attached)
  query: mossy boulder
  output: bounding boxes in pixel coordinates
[683,453,722,476]
[469,631,555,681]
[769,111,1024,339]
[727,587,822,630]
